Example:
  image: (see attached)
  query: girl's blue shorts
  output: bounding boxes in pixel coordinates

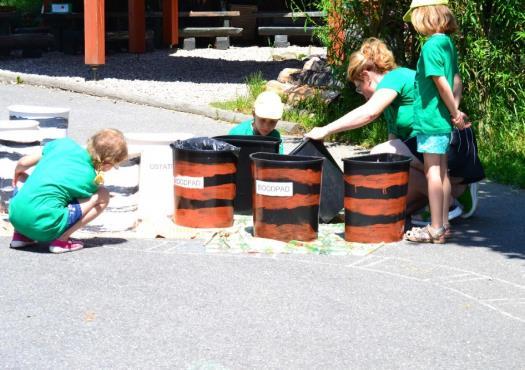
[66,200,82,229]
[417,133,451,155]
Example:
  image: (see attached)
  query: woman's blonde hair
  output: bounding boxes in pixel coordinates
[86,128,128,169]
[411,5,458,36]
[347,37,397,82]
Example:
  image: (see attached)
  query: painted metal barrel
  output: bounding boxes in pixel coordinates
[250,152,324,242]
[213,135,280,214]
[8,105,70,145]
[83,154,141,232]
[0,119,40,131]
[289,139,344,223]
[125,132,194,220]
[343,153,411,243]
[0,131,41,214]
[171,138,239,228]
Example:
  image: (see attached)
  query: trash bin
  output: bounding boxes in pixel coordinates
[0,131,41,214]
[8,105,70,144]
[171,137,240,228]
[289,139,344,223]
[0,119,39,131]
[83,154,141,232]
[343,153,411,243]
[250,152,324,242]
[125,132,194,220]
[213,135,280,214]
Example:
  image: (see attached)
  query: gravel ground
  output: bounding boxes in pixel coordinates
[0,46,326,106]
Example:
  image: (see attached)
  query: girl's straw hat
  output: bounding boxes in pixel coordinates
[403,0,449,22]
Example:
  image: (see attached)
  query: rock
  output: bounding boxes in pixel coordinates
[297,69,343,89]
[277,68,302,84]
[286,85,318,104]
[271,51,299,61]
[286,84,340,105]
[322,90,341,104]
[303,56,326,72]
[265,80,294,95]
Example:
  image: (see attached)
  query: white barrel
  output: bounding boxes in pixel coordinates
[0,120,40,131]
[8,105,70,145]
[125,132,193,220]
[83,154,141,232]
[0,131,41,214]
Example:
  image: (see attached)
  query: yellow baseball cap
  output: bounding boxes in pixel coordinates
[403,0,449,22]
[253,91,284,120]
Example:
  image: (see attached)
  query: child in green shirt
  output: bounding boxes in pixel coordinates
[404,0,470,244]
[229,91,284,153]
[9,129,128,253]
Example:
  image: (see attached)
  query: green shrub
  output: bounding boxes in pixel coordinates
[294,0,525,187]
[0,0,41,13]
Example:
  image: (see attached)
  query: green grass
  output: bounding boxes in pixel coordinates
[211,71,266,114]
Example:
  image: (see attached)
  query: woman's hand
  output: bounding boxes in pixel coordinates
[305,127,329,141]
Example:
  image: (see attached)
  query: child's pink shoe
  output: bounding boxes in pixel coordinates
[10,231,37,248]
[49,239,84,254]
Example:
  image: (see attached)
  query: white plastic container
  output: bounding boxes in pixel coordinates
[8,105,70,144]
[125,132,194,221]
[0,131,41,214]
[83,154,141,232]
[0,119,40,131]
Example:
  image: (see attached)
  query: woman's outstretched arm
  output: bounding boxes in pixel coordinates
[305,89,397,140]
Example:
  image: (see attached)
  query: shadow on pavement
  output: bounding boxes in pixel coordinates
[449,181,525,260]
[9,237,127,254]
[0,51,305,84]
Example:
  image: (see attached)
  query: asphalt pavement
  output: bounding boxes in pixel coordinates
[0,83,524,369]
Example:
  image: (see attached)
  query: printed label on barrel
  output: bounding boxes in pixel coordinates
[256,180,293,197]
[174,175,204,189]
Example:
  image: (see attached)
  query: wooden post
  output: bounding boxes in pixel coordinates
[84,0,105,66]
[162,0,179,46]
[128,0,146,53]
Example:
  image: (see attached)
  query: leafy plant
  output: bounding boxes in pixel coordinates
[291,0,525,187]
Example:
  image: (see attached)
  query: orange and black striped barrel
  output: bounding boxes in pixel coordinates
[171,140,238,228]
[343,153,411,243]
[250,152,323,242]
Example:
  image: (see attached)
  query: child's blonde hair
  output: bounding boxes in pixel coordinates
[86,128,128,170]
[347,37,397,82]
[411,5,458,36]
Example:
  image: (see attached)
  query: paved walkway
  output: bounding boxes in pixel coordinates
[0,83,524,369]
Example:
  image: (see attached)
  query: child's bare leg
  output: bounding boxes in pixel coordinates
[57,187,110,241]
[441,154,451,226]
[424,153,444,230]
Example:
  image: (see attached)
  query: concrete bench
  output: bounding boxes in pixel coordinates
[179,10,242,50]
[255,11,325,47]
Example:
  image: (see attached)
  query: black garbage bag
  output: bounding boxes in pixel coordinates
[171,137,240,156]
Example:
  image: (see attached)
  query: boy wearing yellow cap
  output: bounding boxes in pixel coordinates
[228,91,284,153]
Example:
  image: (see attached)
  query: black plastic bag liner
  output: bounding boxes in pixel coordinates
[289,139,344,223]
[171,137,240,156]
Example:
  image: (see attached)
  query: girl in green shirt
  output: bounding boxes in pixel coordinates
[9,129,128,253]
[404,0,470,244]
